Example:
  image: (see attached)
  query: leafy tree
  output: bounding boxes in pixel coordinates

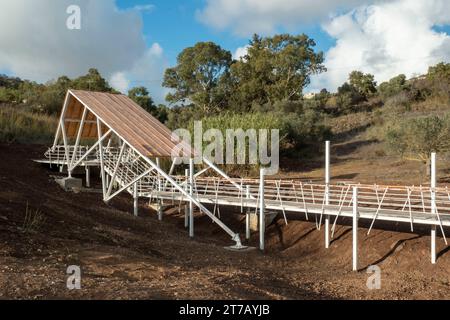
[230,34,325,111]
[0,87,17,103]
[163,42,232,114]
[71,68,114,92]
[336,82,364,114]
[0,74,28,104]
[428,62,450,82]
[128,87,170,123]
[426,62,450,100]
[0,74,23,89]
[386,114,450,175]
[166,105,202,130]
[312,88,331,112]
[154,104,169,124]
[28,69,115,114]
[349,71,377,97]
[128,86,156,114]
[315,88,331,101]
[378,74,409,99]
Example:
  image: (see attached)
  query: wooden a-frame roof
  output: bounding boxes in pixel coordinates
[63,89,192,158]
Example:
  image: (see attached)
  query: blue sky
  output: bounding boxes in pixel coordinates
[117,0,450,101]
[0,0,449,103]
[115,0,336,66]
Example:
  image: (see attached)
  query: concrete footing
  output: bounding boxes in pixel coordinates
[224,245,256,252]
[56,177,83,192]
[249,211,277,231]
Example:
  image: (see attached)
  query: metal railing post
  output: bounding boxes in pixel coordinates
[259,168,265,251]
[246,185,251,240]
[189,158,194,238]
[85,166,90,188]
[133,182,138,217]
[352,186,359,271]
[156,158,163,221]
[325,140,330,248]
[431,152,437,264]
[185,169,189,229]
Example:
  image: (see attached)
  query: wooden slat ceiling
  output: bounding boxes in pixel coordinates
[64,90,193,158]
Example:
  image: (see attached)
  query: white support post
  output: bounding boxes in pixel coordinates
[54,91,70,155]
[113,139,243,247]
[185,169,189,228]
[156,158,163,221]
[325,140,330,249]
[71,129,112,170]
[432,226,437,264]
[105,168,155,202]
[106,143,127,198]
[157,204,163,221]
[352,186,359,271]
[106,175,110,191]
[163,158,177,190]
[431,152,437,264]
[259,169,265,251]
[106,138,112,150]
[97,119,107,199]
[246,185,251,240]
[60,118,71,178]
[52,123,62,149]
[85,166,91,188]
[189,159,194,238]
[69,106,88,170]
[133,182,138,217]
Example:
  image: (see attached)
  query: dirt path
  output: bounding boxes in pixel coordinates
[0,144,449,299]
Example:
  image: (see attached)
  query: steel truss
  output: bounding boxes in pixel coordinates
[51,101,245,248]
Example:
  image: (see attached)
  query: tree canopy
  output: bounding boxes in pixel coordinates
[128,86,156,114]
[230,34,326,111]
[163,42,232,114]
[71,68,114,92]
[428,62,450,82]
[348,71,377,97]
[386,115,450,174]
[378,74,408,99]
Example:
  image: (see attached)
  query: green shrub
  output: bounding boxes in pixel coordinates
[378,74,410,100]
[188,110,329,155]
[384,114,450,174]
[336,83,365,114]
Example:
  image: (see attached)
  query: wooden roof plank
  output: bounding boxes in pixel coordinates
[67,90,192,158]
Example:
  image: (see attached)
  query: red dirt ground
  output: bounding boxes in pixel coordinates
[0,143,449,300]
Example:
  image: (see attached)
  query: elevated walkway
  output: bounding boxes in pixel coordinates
[35,89,449,269]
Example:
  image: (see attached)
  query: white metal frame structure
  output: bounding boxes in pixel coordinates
[42,90,249,249]
[38,90,449,270]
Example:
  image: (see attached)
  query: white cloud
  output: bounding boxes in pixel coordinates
[233,45,249,60]
[133,4,155,13]
[310,0,450,91]
[112,43,168,102]
[148,42,163,56]
[197,0,364,36]
[0,0,166,103]
[199,0,450,93]
[110,72,130,93]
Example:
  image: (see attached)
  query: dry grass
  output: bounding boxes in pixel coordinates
[0,105,57,144]
[22,202,46,233]
[328,111,373,135]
